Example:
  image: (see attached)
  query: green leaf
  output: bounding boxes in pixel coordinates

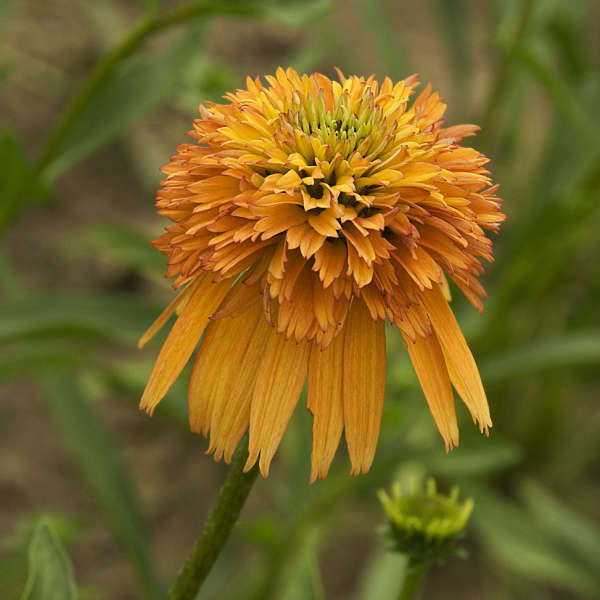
[481,332,600,383]
[66,225,165,276]
[357,548,406,600]
[97,358,189,426]
[42,373,162,599]
[352,0,409,79]
[0,294,164,346]
[258,0,331,27]
[282,545,325,600]
[44,24,206,179]
[434,0,469,99]
[471,486,600,597]
[21,519,77,600]
[518,479,600,578]
[420,438,523,478]
[0,127,50,231]
[0,341,88,382]
[514,42,599,152]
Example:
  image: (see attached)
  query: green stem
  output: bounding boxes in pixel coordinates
[35,0,262,175]
[397,562,429,600]
[167,437,259,600]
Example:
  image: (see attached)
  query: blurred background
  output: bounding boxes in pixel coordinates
[1,0,600,598]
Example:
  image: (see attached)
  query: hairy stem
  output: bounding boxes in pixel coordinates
[167,437,259,600]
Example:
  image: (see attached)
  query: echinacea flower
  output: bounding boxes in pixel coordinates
[139,67,504,481]
[378,478,473,565]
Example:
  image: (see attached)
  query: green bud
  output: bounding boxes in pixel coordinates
[378,478,473,567]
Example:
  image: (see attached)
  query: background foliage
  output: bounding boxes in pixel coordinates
[1,0,599,598]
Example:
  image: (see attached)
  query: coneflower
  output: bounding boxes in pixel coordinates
[139,67,504,481]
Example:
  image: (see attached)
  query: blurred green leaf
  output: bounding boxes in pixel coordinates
[67,225,165,276]
[546,14,586,81]
[434,0,469,103]
[472,486,600,597]
[42,372,161,599]
[44,24,206,179]
[518,479,600,577]
[352,0,409,79]
[257,0,331,27]
[357,549,405,600]
[0,341,88,382]
[281,545,325,600]
[481,333,600,383]
[514,43,599,151]
[0,294,163,346]
[0,0,16,38]
[20,519,77,600]
[96,358,189,426]
[420,438,523,478]
[139,0,159,13]
[0,127,50,231]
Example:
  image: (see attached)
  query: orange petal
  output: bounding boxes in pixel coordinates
[139,277,231,415]
[342,300,386,475]
[421,285,492,432]
[138,277,202,349]
[403,331,459,450]
[245,332,310,476]
[188,300,259,437]
[194,303,272,461]
[307,331,345,482]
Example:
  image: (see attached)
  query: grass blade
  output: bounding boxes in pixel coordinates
[42,372,162,599]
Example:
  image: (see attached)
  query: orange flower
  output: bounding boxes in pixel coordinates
[139,68,504,481]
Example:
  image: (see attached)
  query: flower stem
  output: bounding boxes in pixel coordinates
[397,562,429,600]
[167,437,259,600]
[35,1,262,175]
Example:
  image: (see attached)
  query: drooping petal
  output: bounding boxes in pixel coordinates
[421,284,492,432]
[307,330,345,482]
[245,332,310,476]
[188,301,272,461]
[187,298,261,437]
[403,331,459,450]
[138,276,202,348]
[140,277,231,415]
[342,300,386,475]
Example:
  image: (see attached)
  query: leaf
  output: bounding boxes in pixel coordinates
[0,294,164,347]
[21,519,77,600]
[481,332,600,383]
[420,437,523,478]
[352,0,409,79]
[356,548,406,600]
[256,0,331,27]
[0,341,88,382]
[281,544,325,600]
[434,0,469,95]
[42,373,162,599]
[471,486,600,597]
[66,225,165,276]
[518,479,600,578]
[514,43,599,152]
[0,127,50,230]
[44,24,207,179]
[97,358,189,426]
